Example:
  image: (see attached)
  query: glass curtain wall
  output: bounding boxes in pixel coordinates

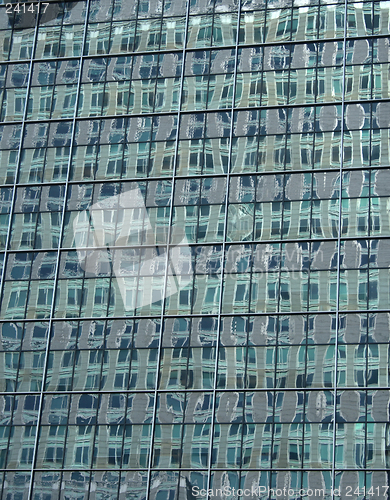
[0,0,390,498]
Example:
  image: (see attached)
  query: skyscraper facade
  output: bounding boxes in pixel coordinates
[1,0,390,498]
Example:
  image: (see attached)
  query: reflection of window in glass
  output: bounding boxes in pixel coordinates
[94,286,109,305]
[1,89,26,121]
[67,286,83,306]
[370,197,382,234]
[235,281,250,304]
[21,213,38,248]
[9,288,28,309]
[47,147,69,181]
[273,10,293,42]
[155,78,180,112]
[239,12,264,44]
[37,286,53,306]
[271,202,283,236]
[111,22,137,53]
[20,426,36,465]
[288,428,303,464]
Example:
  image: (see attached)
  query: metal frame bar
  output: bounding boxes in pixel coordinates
[26,0,92,497]
[331,0,349,496]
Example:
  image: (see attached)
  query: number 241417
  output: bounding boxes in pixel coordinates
[6,3,49,13]
[346,486,389,496]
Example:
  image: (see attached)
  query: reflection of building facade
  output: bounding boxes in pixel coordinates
[1,0,390,498]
